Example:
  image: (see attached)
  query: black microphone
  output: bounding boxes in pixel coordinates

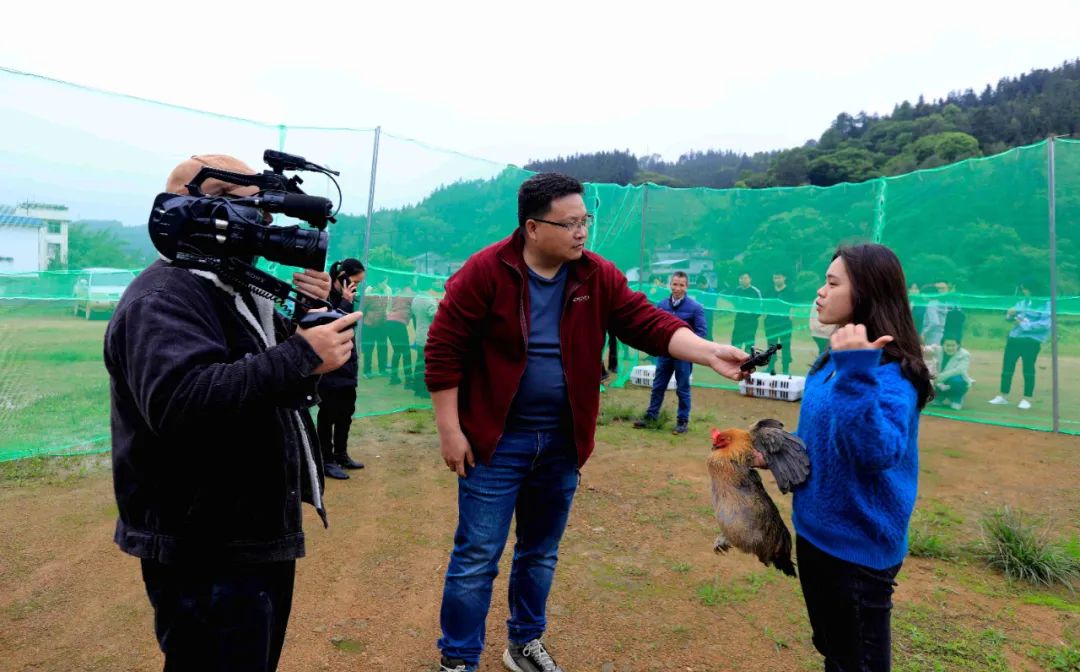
[263,149,309,171]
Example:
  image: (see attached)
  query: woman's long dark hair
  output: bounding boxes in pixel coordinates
[812,244,934,409]
[329,258,365,284]
[327,258,365,303]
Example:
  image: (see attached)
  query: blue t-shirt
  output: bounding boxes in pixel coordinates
[506,266,570,431]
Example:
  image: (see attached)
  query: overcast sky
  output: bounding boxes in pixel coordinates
[2,0,1079,167]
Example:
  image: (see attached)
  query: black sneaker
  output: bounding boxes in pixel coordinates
[632,416,655,429]
[503,639,563,672]
[439,656,476,672]
[337,454,365,470]
[672,422,689,435]
[324,462,349,480]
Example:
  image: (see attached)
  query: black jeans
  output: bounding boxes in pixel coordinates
[360,322,388,376]
[797,537,901,672]
[317,386,357,460]
[386,320,412,381]
[765,324,793,374]
[732,317,759,354]
[141,559,296,672]
[1000,336,1041,397]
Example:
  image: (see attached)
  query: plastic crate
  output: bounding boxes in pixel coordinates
[629,364,690,390]
[738,373,806,401]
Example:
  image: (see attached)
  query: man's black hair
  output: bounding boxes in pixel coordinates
[671,271,689,281]
[518,173,584,228]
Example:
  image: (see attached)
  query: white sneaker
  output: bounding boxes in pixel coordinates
[1018,399,1032,410]
[988,395,1009,405]
[949,402,963,410]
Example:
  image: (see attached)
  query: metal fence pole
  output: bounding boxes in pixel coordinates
[639,183,648,293]
[1048,137,1060,433]
[362,126,381,269]
[355,126,382,348]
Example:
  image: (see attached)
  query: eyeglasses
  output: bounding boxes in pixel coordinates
[532,213,594,232]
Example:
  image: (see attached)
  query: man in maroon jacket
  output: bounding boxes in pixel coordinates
[425,173,748,672]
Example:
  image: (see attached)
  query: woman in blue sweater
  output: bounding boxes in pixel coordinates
[793,244,933,671]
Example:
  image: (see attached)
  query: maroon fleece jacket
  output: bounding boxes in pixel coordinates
[424,229,688,467]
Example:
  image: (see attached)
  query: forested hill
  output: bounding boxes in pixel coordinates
[524,59,1080,188]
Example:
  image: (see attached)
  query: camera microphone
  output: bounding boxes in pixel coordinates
[263,150,339,176]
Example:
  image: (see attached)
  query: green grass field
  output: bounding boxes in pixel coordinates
[2,301,1079,463]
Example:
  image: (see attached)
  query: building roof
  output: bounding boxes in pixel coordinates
[0,205,44,229]
[16,201,68,211]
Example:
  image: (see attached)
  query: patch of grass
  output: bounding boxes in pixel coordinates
[591,562,663,598]
[331,637,365,654]
[762,626,790,652]
[402,409,435,434]
[653,474,694,502]
[669,561,692,574]
[596,400,641,426]
[920,501,964,527]
[909,527,959,560]
[667,623,693,643]
[2,596,44,621]
[978,507,1079,589]
[621,408,672,430]
[1022,593,1080,613]
[1065,535,1080,561]
[696,571,778,607]
[894,603,1010,671]
[908,502,964,560]
[0,453,109,486]
[1030,640,1080,672]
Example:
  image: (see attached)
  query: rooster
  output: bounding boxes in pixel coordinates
[707,419,810,577]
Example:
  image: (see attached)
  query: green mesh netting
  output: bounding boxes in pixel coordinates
[1,66,1076,462]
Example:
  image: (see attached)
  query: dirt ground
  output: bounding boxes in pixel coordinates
[1,387,1077,671]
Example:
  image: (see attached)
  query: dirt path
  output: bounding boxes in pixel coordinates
[1,388,1077,671]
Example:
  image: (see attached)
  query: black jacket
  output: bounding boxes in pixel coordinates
[104,261,327,565]
[317,292,358,390]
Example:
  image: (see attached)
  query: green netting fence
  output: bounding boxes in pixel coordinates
[1,66,1077,462]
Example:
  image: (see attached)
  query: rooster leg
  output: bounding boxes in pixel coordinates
[713,534,731,554]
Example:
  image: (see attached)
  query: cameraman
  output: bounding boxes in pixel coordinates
[104,154,361,672]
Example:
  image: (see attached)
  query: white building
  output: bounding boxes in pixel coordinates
[0,202,70,272]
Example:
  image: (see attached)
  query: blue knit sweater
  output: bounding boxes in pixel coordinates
[792,348,921,570]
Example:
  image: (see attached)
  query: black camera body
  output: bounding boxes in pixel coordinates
[148,193,329,269]
[148,150,346,326]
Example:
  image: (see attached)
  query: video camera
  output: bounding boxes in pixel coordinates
[148,150,345,327]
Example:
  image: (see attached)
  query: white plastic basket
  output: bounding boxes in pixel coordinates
[629,364,690,391]
[738,373,806,402]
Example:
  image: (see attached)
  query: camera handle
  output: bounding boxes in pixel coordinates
[171,250,346,329]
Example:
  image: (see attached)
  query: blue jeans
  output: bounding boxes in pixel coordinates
[645,356,692,423]
[438,430,579,664]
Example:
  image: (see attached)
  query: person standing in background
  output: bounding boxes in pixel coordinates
[731,272,762,353]
[988,279,1051,411]
[410,277,442,398]
[386,276,416,386]
[318,258,367,479]
[633,271,709,435]
[361,277,391,378]
[763,271,794,375]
